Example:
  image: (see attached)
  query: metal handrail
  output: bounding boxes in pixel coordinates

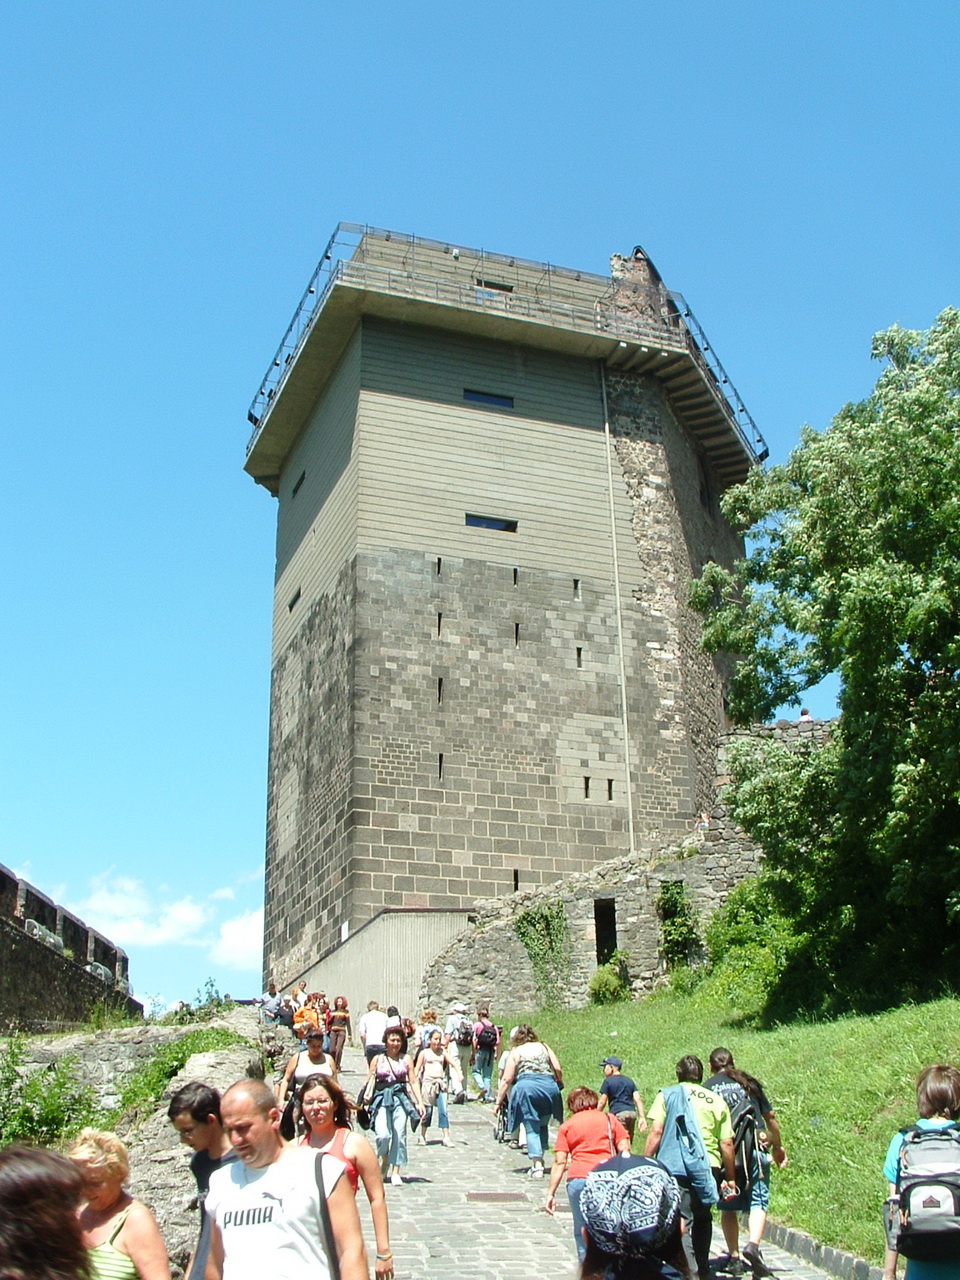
[246,224,766,466]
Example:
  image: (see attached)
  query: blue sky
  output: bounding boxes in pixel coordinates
[3,3,957,1008]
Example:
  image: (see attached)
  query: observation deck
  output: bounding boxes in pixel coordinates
[245,223,767,492]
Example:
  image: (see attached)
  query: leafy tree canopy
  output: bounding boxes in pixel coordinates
[691,309,960,1013]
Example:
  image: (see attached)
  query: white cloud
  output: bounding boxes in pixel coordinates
[209,907,263,971]
[71,874,209,947]
[209,886,235,901]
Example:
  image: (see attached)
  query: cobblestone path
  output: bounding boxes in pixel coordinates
[337,1046,842,1280]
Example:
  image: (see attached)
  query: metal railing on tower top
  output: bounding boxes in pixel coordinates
[246,223,767,467]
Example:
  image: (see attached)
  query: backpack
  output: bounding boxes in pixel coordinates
[713,1079,763,1193]
[455,1017,473,1047]
[887,1124,960,1260]
[476,1022,497,1051]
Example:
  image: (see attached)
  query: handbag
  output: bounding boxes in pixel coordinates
[355,1080,372,1131]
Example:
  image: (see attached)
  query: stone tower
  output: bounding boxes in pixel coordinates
[244,225,766,990]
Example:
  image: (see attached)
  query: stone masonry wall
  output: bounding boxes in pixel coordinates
[262,558,357,985]
[420,717,833,1011]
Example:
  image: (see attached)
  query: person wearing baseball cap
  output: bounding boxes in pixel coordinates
[579,1154,687,1279]
[599,1058,647,1143]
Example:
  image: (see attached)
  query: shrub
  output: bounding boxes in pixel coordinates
[588,949,631,1005]
[0,1035,97,1146]
[656,881,700,968]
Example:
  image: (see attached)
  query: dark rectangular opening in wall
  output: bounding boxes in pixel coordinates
[594,898,617,964]
[287,588,301,612]
[513,869,519,892]
[475,278,514,293]
[463,389,515,409]
[513,567,518,586]
[292,470,305,497]
[607,778,614,801]
[437,612,443,637]
[514,622,520,647]
[465,512,518,533]
[573,578,581,599]
[584,776,591,799]
[437,677,443,705]
[438,753,444,781]
[436,556,442,576]
[576,646,583,669]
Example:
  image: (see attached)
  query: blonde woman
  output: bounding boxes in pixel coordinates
[70,1129,170,1280]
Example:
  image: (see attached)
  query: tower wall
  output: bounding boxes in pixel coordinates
[262,315,739,981]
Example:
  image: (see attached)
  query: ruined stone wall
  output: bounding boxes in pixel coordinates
[420,717,834,1012]
[0,863,141,1026]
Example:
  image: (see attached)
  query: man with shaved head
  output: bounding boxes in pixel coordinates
[204,1079,368,1280]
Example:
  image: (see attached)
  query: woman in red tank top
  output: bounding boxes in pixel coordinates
[298,1074,394,1278]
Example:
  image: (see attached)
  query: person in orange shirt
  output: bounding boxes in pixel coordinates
[545,1087,632,1261]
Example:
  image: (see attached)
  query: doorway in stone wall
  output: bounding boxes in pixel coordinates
[594,898,617,964]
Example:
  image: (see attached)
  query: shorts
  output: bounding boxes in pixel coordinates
[717,1159,770,1213]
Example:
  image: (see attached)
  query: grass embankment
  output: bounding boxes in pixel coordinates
[504,993,960,1265]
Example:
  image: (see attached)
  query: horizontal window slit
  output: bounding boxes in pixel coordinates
[465,513,518,533]
[463,389,514,409]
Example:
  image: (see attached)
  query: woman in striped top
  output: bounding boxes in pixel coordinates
[70,1130,170,1280]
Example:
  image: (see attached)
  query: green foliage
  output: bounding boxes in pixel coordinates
[524,989,960,1267]
[85,998,143,1031]
[0,1035,97,1145]
[104,1027,248,1126]
[514,900,570,1008]
[655,881,700,969]
[691,309,960,1012]
[588,948,631,1005]
[157,978,236,1025]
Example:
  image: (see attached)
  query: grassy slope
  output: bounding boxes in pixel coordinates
[501,994,960,1265]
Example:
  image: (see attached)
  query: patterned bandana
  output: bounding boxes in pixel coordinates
[580,1160,682,1258]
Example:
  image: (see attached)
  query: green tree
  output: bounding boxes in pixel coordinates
[691,309,960,1012]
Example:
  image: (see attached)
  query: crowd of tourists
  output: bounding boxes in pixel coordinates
[1,981,956,1280]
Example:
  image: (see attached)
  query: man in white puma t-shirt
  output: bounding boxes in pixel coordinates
[204,1080,368,1280]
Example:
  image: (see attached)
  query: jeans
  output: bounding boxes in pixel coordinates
[508,1074,562,1160]
[472,1048,494,1095]
[423,1089,449,1132]
[373,1099,408,1167]
[567,1177,588,1261]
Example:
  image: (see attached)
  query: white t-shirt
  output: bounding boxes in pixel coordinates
[357,1009,389,1046]
[206,1146,345,1280]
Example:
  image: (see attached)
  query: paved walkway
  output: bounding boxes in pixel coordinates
[336,1045,840,1280]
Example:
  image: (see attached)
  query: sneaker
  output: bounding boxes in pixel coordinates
[441,1135,452,1147]
[390,1173,403,1186]
[724,1258,747,1277]
[527,1164,544,1179]
[742,1244,773,1277]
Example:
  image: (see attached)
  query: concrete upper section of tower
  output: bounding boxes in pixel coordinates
[244,223,767,496]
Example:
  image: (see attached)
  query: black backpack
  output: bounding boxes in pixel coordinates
[476,1022,497,1050]
[713,1078,763,1192]
[886,1124,960,1260]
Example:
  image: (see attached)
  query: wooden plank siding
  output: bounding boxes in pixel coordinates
[354,319,640,584]
[272,327,361,657]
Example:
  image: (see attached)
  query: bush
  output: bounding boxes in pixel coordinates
[0,1035,97,1146]
[588,950,631,1005]
[157,978,236,1026]
[656,881,700,968]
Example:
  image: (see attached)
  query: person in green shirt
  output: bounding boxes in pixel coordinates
[644,1054,737,1280]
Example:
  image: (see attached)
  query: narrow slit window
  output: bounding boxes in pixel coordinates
[287,587,301,612]
[438,753,444,781]
[513,868,520,892]
[437,677,444,705]
[514,622,520,647]
[436,556,442,576]
[573,578,581,599]
[584,776,591,799]
[465,512,518,533]
[607,778,615,801]
[513,567,519,586]
[576,647,583,669]
[437,612,443,637]
[463,389,515,410]
[292,470,306,498]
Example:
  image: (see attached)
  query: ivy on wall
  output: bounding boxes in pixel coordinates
[656,880,700,969]
[514,899,570,1008]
